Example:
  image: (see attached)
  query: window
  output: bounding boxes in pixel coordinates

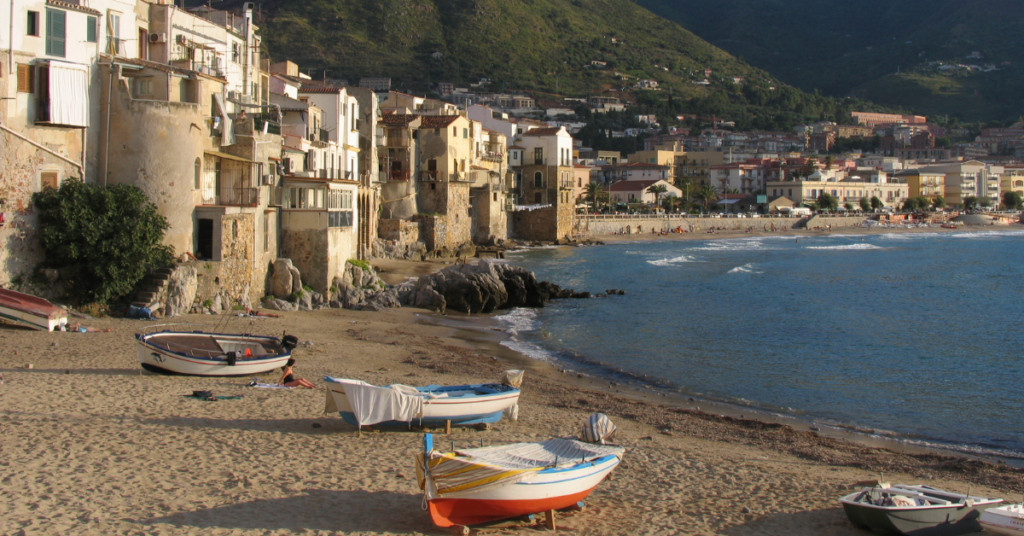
[27,11,39,36]
[231,42,241,63]
[534,171,543,188]
[534,147,543,165]
[194,158,202,189]
[452,126,457,137]
[86,16,96,43]
[106,12,121,55]
[132,78,152,97]
[45,9,66,57]
[40,171,59,190]
[463,128,467,139]
[16,64,34,93]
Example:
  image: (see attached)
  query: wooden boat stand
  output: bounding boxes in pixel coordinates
[449,502,585,534]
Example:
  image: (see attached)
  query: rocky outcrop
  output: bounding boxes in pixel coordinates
[271,259,301,298]
[328,261,399,311]
[164,265,198,317]
[372,238,428,260]
[398,262,591,314]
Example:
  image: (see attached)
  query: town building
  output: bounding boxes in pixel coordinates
[893,169,946,200]
[608,179,681,204]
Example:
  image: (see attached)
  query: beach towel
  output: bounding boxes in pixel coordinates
[327,378,423,426]
[248,382,294,389]
[581,413,617,445]
[184,394,243,401]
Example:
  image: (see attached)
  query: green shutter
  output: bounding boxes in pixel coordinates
[45,9,65,57]
[87,16,96,43]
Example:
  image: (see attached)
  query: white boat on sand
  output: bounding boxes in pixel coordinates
[980,504,1024,536]
[0,288,67,331]
[136,324,295,376]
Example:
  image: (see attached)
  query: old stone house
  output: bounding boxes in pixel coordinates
[508,126,576,241]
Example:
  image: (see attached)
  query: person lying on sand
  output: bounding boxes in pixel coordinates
[243,308,280,318]
[66,322,112,333]
[278,359,315,389]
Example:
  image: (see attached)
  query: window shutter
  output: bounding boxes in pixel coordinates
[17,64,33,93]
[86,16,96,43]
[45,9,65,57]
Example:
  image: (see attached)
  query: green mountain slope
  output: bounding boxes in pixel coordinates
[636,0,1024,122]
[201,0,886,130]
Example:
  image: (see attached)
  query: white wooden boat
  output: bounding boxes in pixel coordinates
[839,484,1001,535]
[415,433,624,528]
[980,504,1024,536]
[323,377,520,427]
[136,324,295,376]
[0,288,67,331]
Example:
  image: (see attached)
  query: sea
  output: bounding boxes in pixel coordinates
[496,229,1024,460]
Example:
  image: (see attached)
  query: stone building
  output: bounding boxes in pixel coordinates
[415,115,475,252]
[508,127,575,241]
[469,128,510,243]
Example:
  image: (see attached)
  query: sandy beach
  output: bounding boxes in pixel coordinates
[2,237,1023,535]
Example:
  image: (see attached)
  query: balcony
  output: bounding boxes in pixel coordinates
[309,128,329,147]
[383,134,411,148]
[383,170,410,181]
[420,170,439,182]
[451,172,472,182]
[169,58,224,78]
[201,187,260,207]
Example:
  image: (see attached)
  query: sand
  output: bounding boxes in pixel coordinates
[2,248,1023,535]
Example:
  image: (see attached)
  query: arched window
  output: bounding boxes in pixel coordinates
[194,158,202,189]
[534,171,543,188]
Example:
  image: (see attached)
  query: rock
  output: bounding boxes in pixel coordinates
[210,294,223,314]
[165,265,198,317]
[271,259,296,298]
[309,291,325,306]
[297,291,313,310]
[288,265,303,293]
[570,291,591,299]
[263,298,297,312]
[363,289,401,310]
[329,299,343,309]
[595,293,607,298]
[412,287,446,313]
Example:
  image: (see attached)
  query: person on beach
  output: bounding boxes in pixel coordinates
[278,359,315,388]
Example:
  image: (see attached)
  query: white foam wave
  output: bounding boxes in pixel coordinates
[494,308,541,336]
[806,244,883,251]
[647,255,699,266]
[691,238,781,252]
[727,263,762,274]
[499,338,558,364]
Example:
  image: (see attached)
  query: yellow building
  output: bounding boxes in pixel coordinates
[894,169,946,200]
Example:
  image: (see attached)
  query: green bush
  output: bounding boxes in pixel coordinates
[346,259,372,272]
[288,290,305,302]
[32,179,174,304]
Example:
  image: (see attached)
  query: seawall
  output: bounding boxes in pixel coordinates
[576,215,870,237]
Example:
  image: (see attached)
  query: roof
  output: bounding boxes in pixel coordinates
[379,113,419,127]
[573,164,592,169]
[47,0,100,15]
[299,85,344,94]
[419,115,461,129]
[509,145,524,150]
[522,127,563,137]
[608,180,662,191]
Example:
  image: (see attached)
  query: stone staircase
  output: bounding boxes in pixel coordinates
[131,267,175,309]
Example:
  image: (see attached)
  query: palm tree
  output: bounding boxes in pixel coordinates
[694,184,719,212]
[585,183,608,212]
[646,184,668,206]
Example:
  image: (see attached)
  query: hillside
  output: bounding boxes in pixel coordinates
[200,0,884,130]
[636,0,1024,122]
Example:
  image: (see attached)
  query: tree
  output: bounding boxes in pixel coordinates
[859,197,870,211]
[823,154,835,169]
[817,192,838,212]
[585,183,608,212]
[646,184,668,206]
[915,196,932,211]
[978,196,993,208]
[694,184,719,212]
[870,196,883,210]
[32,179,174,305]
[903,197,920,212]
[843,202,854,212]
[934,196,947,209]
[1002,191,1023,210]
[963,196,979,211]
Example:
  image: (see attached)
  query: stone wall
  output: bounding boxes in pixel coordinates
[379,218,422,243]
[802,216,871,230]
[218,213,256,306]
[419,215,447,252]
[578,216,816,236]
[511,207,560,241]
[471,188,508,243]
[280,227,328,293]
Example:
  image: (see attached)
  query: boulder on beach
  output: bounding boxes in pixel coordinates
[403,262,588,314]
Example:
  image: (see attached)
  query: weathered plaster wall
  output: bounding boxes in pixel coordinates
[510,207,561,241]
[471,188,508,243]
[218,213,256,305]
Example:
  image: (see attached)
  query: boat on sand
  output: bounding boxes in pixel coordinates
[323,376,521,427]
[980,504,1024,536]
[136,324,295,376]
[415,433,625,529]
[839,483,1001,535]
[0,288,67,331]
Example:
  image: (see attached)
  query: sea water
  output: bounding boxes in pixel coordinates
[497,230,1024,459]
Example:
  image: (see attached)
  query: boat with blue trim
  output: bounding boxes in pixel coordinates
[323,376,521,427]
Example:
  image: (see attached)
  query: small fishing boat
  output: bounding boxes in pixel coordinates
[415,433,625,528]
[0,288,67,331]
[941,222,962,229]
[839,484,1002,535]
[980,504,1024,536]
[323,376,520,427]
[136,324,295,376]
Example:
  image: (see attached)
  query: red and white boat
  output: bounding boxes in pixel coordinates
[0,288,67,331]
[136,324,295,376]
[415,433,624,528]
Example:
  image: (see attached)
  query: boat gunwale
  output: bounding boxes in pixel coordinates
[838,491,1002,511]
[137,331,290,363]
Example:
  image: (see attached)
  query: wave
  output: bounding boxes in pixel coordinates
[727,263,762,274]
[806,244,883,251]
[647,255,699,266]
[493,308,541,336]
[499,338,559,364]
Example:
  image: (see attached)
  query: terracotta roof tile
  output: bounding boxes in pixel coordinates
[419,115,460,128]
[380,113,419,126]
[522,127,563,136]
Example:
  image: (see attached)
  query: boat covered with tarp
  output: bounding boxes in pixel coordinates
[323,372,522,428]
[136,324,295,376]
[415,432,625,528]
[839,484,1001,535]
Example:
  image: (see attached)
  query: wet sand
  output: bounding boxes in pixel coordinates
[2,298,1022,535]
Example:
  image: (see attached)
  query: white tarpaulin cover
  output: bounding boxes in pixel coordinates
[329,378,423,426]
[48,61,89,127]
[455,438,625,470]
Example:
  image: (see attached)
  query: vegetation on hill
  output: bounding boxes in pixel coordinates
[637,0,1024,122]
[203,0,890,130]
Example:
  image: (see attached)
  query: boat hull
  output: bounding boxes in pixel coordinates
[0,289,66,331]
[136,333,290,377]
[980,506,1024,536]
[841,501,993,535]
[326,380,519,427]
[428,455,619,527]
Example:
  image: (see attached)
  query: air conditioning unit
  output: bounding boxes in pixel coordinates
[262,174,274,186]
[280,158,292,174]
[175,34,187,45]
[149,33,167,44]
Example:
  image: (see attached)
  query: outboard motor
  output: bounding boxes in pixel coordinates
[282,335,299,352]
